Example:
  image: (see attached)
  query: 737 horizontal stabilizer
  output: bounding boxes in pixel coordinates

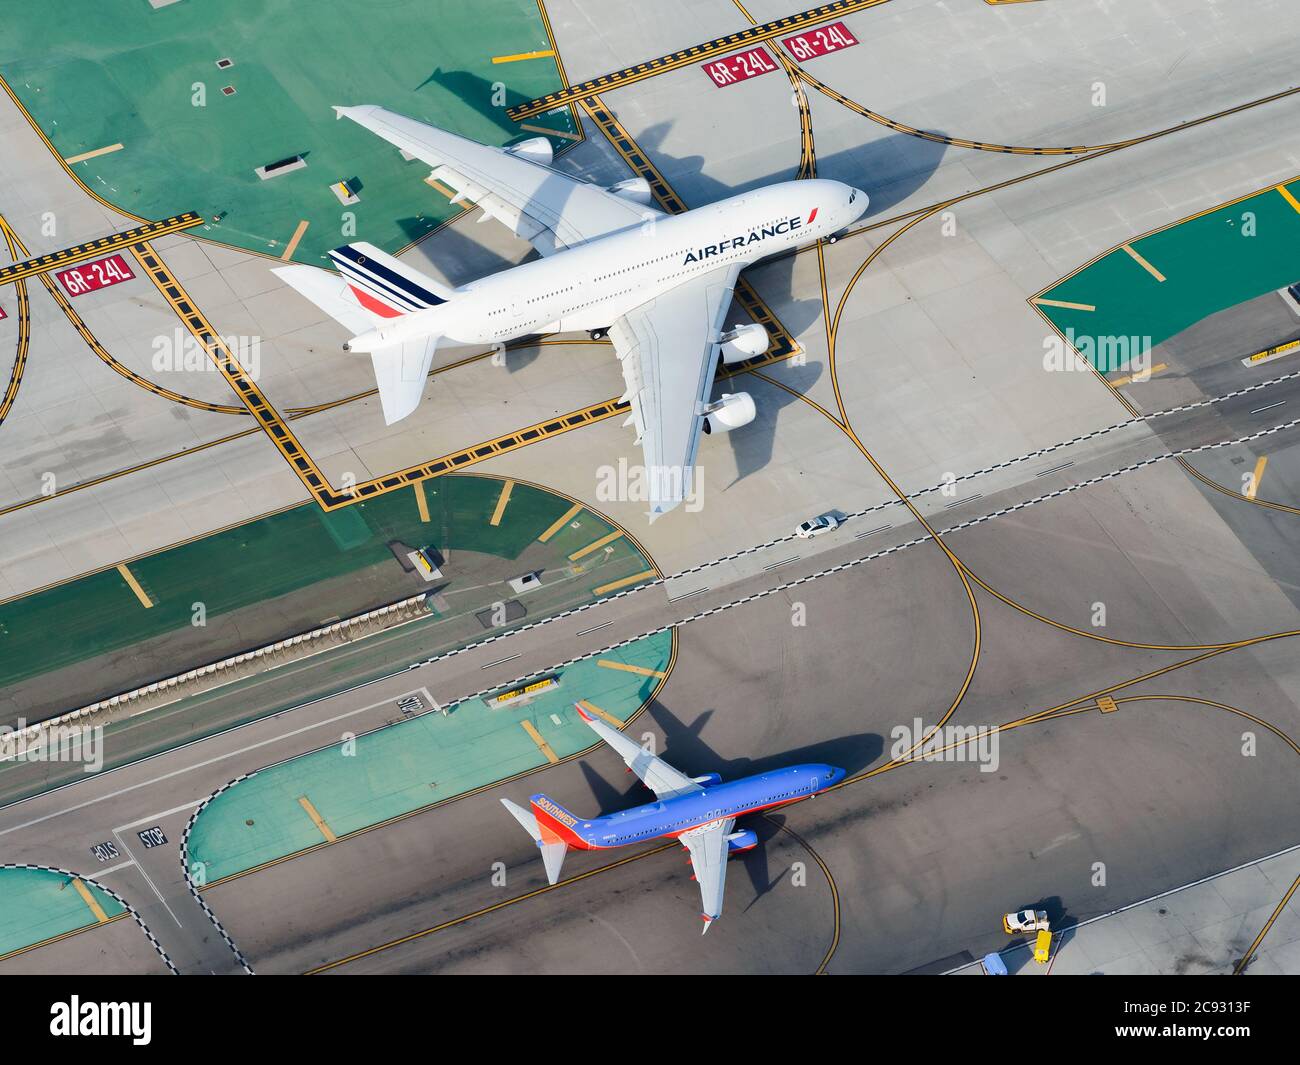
[500,798,568,884]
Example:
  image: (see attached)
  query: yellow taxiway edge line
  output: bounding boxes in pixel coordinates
[1032,297,1096,312]
[518,122,581,141]
[298,796,337,844]
[280,220,309,262]
[597,660,666,678]
[539,503,583,542]
[70,878,109,923]
[1246,456,1268,500]
[592,570,655,596]
[568,530,623,560]
[1122,243,1166,282]
[65,143,124,165]
[489,480,515,526]
[492,49,556,64]
[116,563,154,608]
[1109,362,1167,388]
[520,720,559,763]
[1277,184,1300,214]
[576,700,625,727]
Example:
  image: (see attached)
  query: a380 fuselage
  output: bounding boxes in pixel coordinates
[356,179,866,350]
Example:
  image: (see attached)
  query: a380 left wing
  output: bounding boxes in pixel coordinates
[574,702,702,800]
[335,105,659,255]
[609,263,743,518]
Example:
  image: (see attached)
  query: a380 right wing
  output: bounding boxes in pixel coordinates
[574,702,702,800]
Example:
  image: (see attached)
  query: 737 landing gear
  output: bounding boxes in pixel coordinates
[588,327,609,340]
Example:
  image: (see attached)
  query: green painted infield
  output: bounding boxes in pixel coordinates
[0,867,125,958]
[1037,180,1300,370]
[0,475,647,691]
[188,629,675,883]
[0,0,575,263]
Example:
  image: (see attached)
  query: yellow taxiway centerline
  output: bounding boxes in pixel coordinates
[415,480,430,522]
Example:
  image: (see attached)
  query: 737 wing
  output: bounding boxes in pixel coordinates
[609,262,743,518]
[335,105,660,255]
[680,819,734,933]
[574,702,702,800]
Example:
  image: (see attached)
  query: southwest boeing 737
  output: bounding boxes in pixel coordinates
[274,105,869,516]
[501,703,845,932]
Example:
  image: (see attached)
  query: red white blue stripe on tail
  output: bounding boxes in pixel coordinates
[328,241,448,319]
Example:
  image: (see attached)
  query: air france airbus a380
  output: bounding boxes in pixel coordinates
[274,105,869,516]
[501,703,845,932]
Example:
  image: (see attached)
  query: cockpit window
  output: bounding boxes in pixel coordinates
[849,191,858,203]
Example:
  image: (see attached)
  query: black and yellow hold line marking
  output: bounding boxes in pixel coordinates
[131,240,343,503]
[0,217,32,427]
[0,212,203,287]
[0,218,249,417]
[508,0,893,120]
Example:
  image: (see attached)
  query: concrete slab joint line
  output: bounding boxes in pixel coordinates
[0,864,178,974]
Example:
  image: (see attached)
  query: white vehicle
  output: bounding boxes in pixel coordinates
[1002,908,1050,934]
[796,514,841,538]
[274,106,869,518]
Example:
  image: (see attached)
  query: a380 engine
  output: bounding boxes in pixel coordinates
[606,177,654,207]
[719,322,769,364]
[701,392,756,434]
[725,829,759,854]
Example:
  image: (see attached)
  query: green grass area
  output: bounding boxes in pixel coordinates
[187,630,675,882]
[1037,180,1300,370]
[0,867,126,957]
[0,475,644,690]
[0,0,575,263]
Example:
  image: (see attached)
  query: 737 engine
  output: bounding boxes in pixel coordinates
[725,829,758,854]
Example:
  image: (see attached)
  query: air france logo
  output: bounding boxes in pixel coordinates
[683,211,812,264]
[50,997,151,1045]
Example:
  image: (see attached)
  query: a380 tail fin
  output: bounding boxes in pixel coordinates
[271,241,452,329]
[273,242,454,425]
[500,798,568,885]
